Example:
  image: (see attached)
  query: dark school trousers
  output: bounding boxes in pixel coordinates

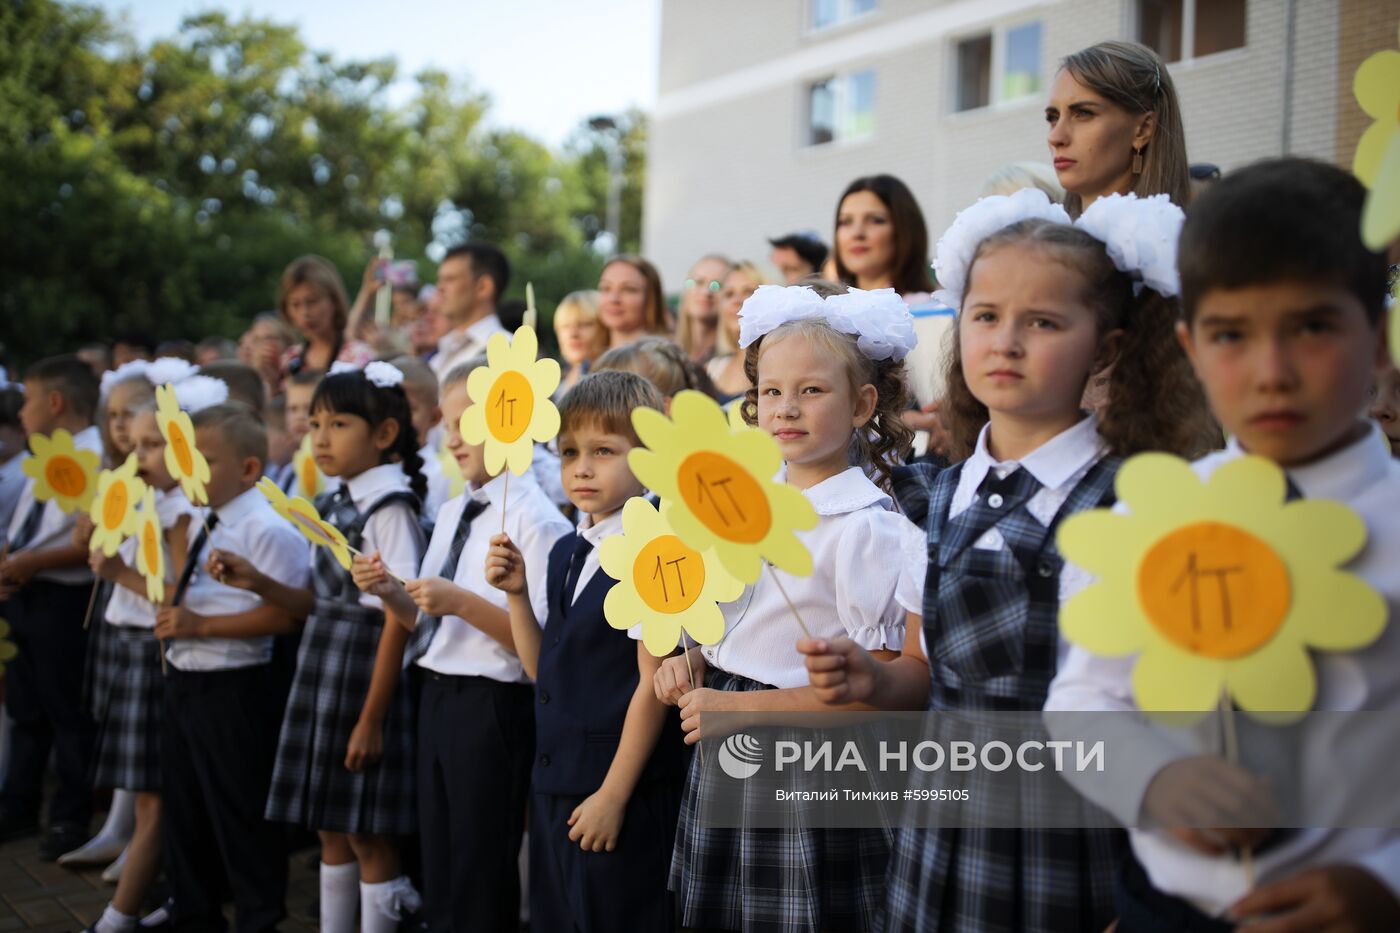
[0,580,97,827]
[162,664,286,933]
[416,669,535,933]
[529,780,678,933]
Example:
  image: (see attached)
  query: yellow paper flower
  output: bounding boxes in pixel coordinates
[88,454,147,556]
[292,434,327,499]
[1353,23,1400,250]
[157,384,211,505]
[459,325,561,476]
[0,617,18,675]
[255,477,352,569]
[438,441,465,500]
[599,497,745,657]
[628,390,817,583]
[21,429,100,515]
[1058,454,1386,719]
[132,487,166,605]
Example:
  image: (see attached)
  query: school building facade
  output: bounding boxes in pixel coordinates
[643,0,1396,285]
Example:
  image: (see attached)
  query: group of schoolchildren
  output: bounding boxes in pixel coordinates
[0,156,1397,933]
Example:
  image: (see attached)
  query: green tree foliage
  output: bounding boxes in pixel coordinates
[0,0,645,366]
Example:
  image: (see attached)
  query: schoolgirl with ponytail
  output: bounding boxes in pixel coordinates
[211,361,427,932]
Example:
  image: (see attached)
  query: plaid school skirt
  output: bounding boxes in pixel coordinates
[81,583,117,720]
[263,600,416,835]
[669,669,892,932]
[91,624,164,792]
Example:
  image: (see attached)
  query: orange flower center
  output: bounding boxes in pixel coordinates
[677,451,772,545]
[168,421,195,476]
[486,370,534,444]
[46,455,87,499]
[1137,521,1291,659]
[634,534,706,614]
[102,481,129,530]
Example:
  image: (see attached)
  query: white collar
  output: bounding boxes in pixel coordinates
[967,415,1105,493]
[443,314,505,349]
[74,424,102,448]
[792,466,891,516]
[578,508,624,546]
[1226,422,1393,502]
[213,485,263,525]
[342,462,410,511]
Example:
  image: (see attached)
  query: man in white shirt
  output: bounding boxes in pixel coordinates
[428,243,511,378]
[0,355,103,860]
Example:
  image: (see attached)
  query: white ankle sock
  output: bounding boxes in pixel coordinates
[138,899,171,928]
[94,904,137,933]
[319,861,360,933]
[360,876,422,933]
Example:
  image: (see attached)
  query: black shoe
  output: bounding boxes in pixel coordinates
[0,809,39,843]
[39,823,90,861]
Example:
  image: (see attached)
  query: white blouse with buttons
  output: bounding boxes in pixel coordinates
[701,467,922,690]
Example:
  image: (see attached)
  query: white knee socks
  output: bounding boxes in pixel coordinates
[319,861,360,933]
[360,876,422,933]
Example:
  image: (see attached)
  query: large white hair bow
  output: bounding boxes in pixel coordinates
[737,285,917,362]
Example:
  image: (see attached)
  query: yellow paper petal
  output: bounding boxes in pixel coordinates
[1057,510,1141,577]
[1133,643,1221,716]
[1293,570,1387,650]
[677,599,727,647]
[1225,638,1314,715]
[1060,579,1147,657]
[1361,128,1400,251]
[1113,453,1199,525]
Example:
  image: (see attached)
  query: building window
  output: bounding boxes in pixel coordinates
[1138,0,1245,63]
[954,20,1042,114]
[806,69,876,146]
[810,0,877,32]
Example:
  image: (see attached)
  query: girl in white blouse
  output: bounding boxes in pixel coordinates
[655,283,924,932]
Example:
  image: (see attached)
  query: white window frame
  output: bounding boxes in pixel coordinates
[1136,0,1247,64]
[949,18,1044,116]
[804,68,877,148]
[806,0,879,35]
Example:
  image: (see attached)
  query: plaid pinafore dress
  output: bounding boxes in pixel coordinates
[882,458,1126,933]
[264,487,423,835]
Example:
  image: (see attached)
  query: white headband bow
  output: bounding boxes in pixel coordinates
[737,285,917,362]
[931,189,1185,309]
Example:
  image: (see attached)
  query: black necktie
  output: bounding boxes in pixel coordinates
[405,497,487,663]
[172,513,219,607]
[8,499,44,552]
[561,534,594,608]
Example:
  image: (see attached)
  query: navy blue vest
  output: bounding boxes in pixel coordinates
[533,531,685,796]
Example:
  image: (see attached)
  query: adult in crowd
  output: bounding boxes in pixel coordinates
[705,260,768,403]
[833,174,934,299]
[1047,39,1190,217]
[597,255,668,349]
[110,334,154,368]
[768,231,828,285]
[429,242,510,378]
[674,254,732,363]
[553,289,607,396]
[195,337,237,366]
[239,312,294,399]
[277,255,374,376]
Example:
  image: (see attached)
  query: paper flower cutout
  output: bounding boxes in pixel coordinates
[256,477,351,569]
[628,390,817,582]
[132,487,166,604]
[292,434,327,500]
[1058,454,1386,719]
[459,325,561,476]
[0,617,17,675]
[157,384,211,505]
[599,497,745,657]
[437,442,465,500]
[21,429,100,515]
[1353,23,1400,251]
[88,454,147,556]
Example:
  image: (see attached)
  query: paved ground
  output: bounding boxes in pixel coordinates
[0,814,320,932]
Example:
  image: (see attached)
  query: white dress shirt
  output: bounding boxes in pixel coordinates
[332,464,423,610]
[415,471,572,682]
[429,314,507,379]
[904,415,1109,664]
[105,487,200,629]
[166,486,311,672]
[0,453,27,544]
[5,425,103,585]
[571,509,623,604]
[1045,424,1400,915]
[702,467,921,689]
